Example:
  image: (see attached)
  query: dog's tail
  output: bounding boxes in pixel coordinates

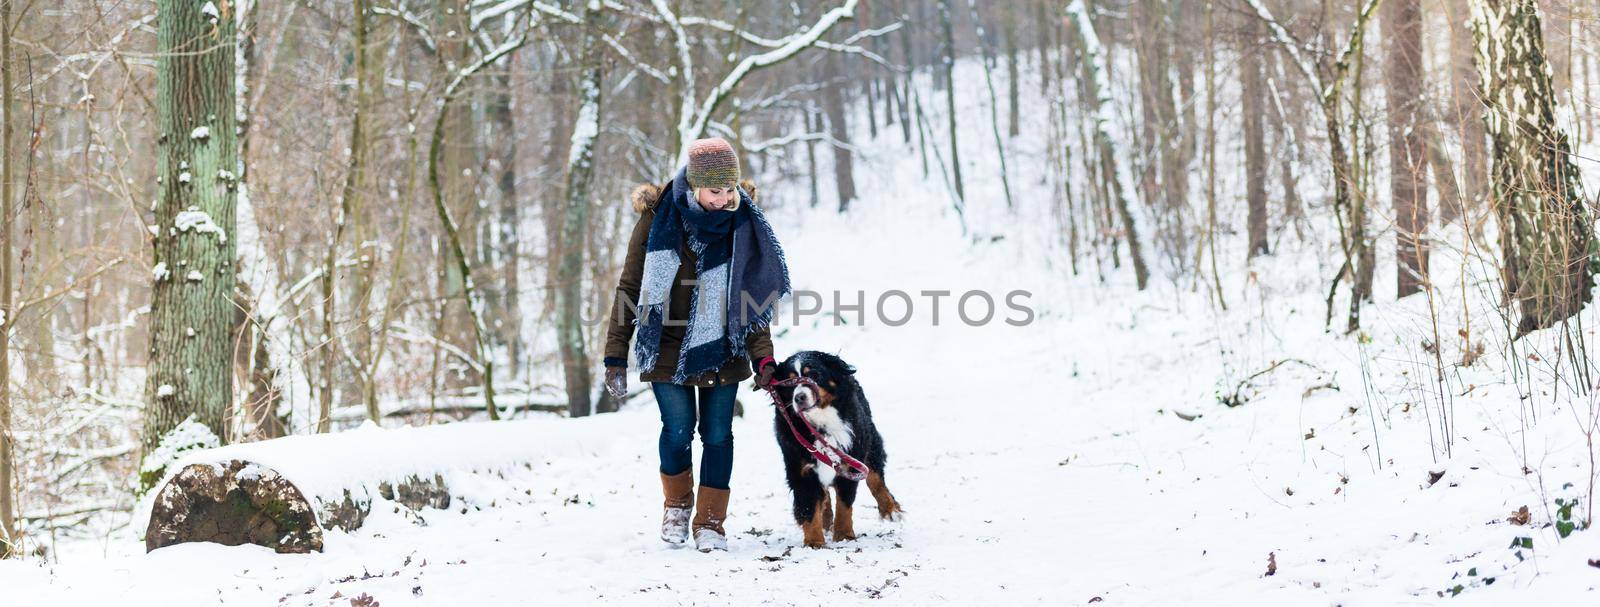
[866,471,904,520]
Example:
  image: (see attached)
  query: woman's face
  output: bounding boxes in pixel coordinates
[695,186,736,211]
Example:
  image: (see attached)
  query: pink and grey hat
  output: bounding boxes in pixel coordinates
[686,137,741,189]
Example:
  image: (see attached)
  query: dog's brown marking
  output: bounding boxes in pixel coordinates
[866,471,903,520]
[801,496,827,548]
[832,492,856,540]
[813,382,837,409]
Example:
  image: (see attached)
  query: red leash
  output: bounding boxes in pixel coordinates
[763,377,870,482]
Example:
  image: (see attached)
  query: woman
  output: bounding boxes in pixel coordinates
[602,137,790,552]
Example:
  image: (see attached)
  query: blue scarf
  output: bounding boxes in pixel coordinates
[634,168,790,382]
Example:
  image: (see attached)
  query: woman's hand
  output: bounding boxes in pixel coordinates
[604,366,628,398]
[752,357,776,390]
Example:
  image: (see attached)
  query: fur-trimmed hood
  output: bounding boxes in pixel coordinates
[630,179,759,213]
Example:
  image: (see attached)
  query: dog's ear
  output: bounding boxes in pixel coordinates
[818,351,856,376]
[833,358,857,376]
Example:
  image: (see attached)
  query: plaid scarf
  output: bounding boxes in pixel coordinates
[634,168,790,383]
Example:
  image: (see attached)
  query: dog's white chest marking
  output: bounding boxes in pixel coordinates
[811,447,838,486]
[801,406,854,451]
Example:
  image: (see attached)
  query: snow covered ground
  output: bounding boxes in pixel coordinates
[9,54,1600,605]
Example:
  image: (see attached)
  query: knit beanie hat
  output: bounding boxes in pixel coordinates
[686,137,740,189]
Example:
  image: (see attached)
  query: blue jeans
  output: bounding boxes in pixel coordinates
[652,382,738,490]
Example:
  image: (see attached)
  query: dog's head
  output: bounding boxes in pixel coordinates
[772,351,856,413]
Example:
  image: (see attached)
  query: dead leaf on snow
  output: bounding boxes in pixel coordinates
[1508,506,1531,526]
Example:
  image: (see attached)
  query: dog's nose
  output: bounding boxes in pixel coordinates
[792,387,815,411]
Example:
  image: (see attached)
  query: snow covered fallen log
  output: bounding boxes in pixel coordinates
[142,417,629,553]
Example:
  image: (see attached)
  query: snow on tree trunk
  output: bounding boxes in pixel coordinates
[559,4,602,418]
[232,0,309,439]
[1066,0,1150,290]
[145,0,239,483]
[1472,0,1596,335]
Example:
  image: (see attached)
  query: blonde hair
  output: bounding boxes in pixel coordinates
[695,186,740,211]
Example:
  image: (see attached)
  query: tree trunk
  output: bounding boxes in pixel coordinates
[1035,0,1053,95]
[487,71,521,376]
[822,54,857,212]
[1242,14,1269,257]
[1004,2,1020,138]
[1447,0,1487,221]
[1387,0,1429,297]
[970,0,1015,209]
[145,0,239,477]
[146,460,324,554]
[1067,0,1149,290]
[1473,0,1596,335]
[0,0,13,558]
[559,6,602,418]
[1203,0,1226,309]
[937,0,964,200]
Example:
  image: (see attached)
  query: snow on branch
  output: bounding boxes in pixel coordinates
[1243,0,1384,101]
[371,4,438,54]
[469,0,535,30]
[1239,0,1317,86]
[525,0,671,84]
[744,130,859,154]
[673,0,860,163]
[676,13,899,68]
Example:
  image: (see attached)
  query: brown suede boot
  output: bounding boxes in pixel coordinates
[692,486,730,552]
[660,470,694,544]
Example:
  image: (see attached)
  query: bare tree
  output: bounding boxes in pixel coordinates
[1246,0,1383,332]
[1241,12,1268,258]
[557,2,603,418]
[1473,0,1595,335]
[1067,0,1150,290]
[144,0,239,480]
[0,0,14,559]
[1387,0,1429,297]
[937,0,964,200]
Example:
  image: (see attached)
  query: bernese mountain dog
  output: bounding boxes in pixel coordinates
[769,351,903,548]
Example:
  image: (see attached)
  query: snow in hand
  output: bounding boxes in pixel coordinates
[8,55,1600,606]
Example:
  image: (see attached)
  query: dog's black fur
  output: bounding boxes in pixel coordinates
[770,351,901,547]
